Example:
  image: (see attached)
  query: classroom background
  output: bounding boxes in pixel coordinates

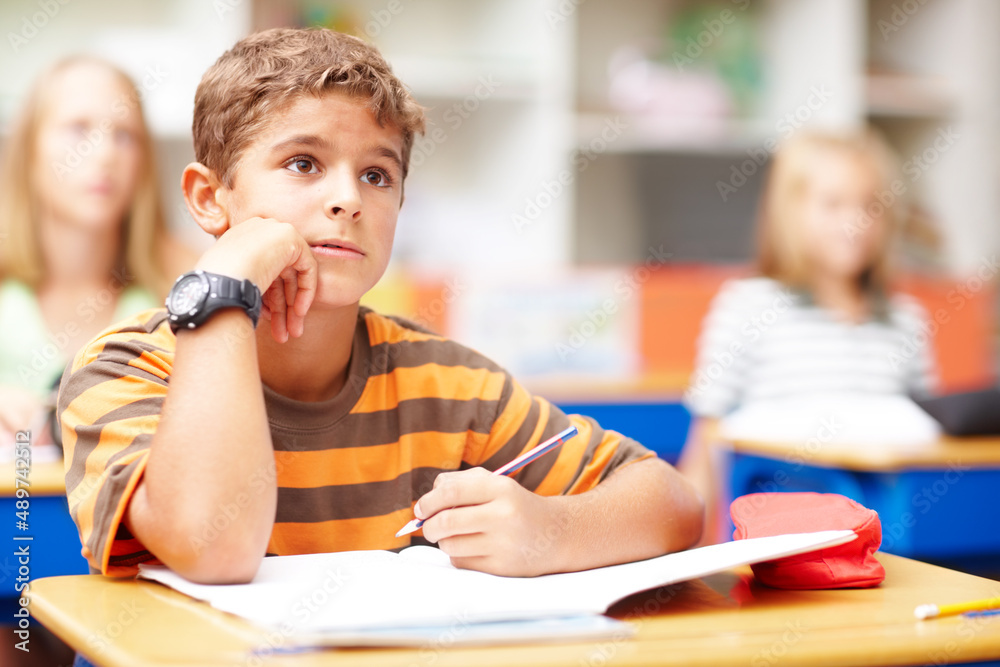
[3,0,997,394]
[2,0,1000,568]
[5,3,1000,665]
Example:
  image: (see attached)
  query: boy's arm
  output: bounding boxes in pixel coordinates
[125,218,316,584]
[417,455,702,576]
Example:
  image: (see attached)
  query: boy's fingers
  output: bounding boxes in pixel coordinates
[282,267,297,310]
[270,311,287,344]
[279,267,302,338]
[264,278,289,343]
[447,555,491,573]
[286,310,303,339]
[431,467,491,490]
[416,469,500,520]
[291,252,317,318]
[436,531,491,560]
[421,505,489,544]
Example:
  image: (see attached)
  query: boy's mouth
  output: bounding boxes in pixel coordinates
[310,239,365,257]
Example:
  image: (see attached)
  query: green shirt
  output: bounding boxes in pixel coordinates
[0,278,158,396]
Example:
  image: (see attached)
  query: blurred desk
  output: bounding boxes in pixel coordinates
[717,429,1000,571]
[524,372,690,401]
[530,374,691,465]
[28,553,1000,667]
[0,458,65,494]
[1,460,89,598]
[725,433,1000,471]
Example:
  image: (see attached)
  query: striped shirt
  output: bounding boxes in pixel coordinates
[58,307,652,576]
[684,278,937,418]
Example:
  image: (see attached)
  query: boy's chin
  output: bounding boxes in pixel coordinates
[304,298,361,312]
[310,279,376,311]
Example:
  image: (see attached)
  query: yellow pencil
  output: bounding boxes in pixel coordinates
[915,598,1000,620]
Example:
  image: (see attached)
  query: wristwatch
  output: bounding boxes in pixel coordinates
[165,270,262,332]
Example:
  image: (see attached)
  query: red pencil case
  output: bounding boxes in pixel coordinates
[730,492,886,589]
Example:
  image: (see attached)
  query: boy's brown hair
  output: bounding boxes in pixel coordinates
[193,27,425,187]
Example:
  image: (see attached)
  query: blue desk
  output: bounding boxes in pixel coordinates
[1,460,89,620]
[554,399,691,464]
[722,435,1000,575]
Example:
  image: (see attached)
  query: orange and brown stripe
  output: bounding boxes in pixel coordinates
[58,307,652,576]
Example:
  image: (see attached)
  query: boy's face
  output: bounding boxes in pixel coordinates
[218,91,404,309]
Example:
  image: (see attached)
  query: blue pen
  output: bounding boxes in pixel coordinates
[395,425,579,537]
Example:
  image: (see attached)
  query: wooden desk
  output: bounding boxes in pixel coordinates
[27,554,1000,666]
[523,372,689,401]
[0,459,66,495]
[724,432,1000,472]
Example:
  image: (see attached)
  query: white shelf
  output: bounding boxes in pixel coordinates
[2,0,993,276]
[386,55,543,102]
[576,112,772,156]
[570,0,1000,274]
[866,73,956,118]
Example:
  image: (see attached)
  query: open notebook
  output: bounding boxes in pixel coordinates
[720,394,941,447]
[138,530,855,647]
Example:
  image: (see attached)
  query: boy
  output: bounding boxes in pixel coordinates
[58,28,702,584]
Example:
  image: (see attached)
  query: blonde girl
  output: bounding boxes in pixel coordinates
[680,128,936,541]
[0,56,196,439]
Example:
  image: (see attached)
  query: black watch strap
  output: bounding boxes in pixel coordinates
[206,274,262,327]
[167,271,262,332]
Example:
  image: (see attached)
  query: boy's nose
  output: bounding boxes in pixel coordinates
[325,168,362,221]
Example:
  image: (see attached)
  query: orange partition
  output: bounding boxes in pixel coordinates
[893,274,996,392]
[374,265,994,396]
[639,264,748,380]
[639,266,995,395]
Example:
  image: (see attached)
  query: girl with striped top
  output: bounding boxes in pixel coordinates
[680,128,937,541]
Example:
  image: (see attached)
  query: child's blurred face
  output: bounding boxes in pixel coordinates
[219,91,403,309]
[33,61,143,232]
[800,149,887,282]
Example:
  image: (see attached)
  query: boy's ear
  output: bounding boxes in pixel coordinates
[181,162,230,236]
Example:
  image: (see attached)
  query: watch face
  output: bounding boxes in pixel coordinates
[169,274,208,314]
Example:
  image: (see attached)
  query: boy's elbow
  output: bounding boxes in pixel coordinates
[170,549,263,585]
[678,488,706,550]
[152,531,264,584]
[661,460,706,552]
[127,488,265,584]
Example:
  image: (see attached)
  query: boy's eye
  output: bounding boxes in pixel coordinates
[361,169,391,188]
[285,158,318,174]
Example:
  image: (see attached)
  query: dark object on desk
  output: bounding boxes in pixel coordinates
[916,388,1000,436]
[731,492,885,590]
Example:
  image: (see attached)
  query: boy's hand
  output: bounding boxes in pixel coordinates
[194,218,318,342]
[415,468,569,577]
